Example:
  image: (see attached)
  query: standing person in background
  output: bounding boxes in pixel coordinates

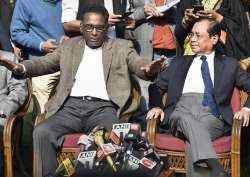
[10,0,66,114]
[124,0,176,129]
[175,0,250,66]
[127,0,176,63]
[62,0,135,38]
[0,0,16,52]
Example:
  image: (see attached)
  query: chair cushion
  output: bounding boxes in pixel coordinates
[155,134,231,153]
[62,133,81,148]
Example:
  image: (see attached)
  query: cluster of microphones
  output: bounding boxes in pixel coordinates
[45,123,167,177]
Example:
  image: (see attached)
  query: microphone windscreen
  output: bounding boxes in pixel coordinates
[77,151,96,170]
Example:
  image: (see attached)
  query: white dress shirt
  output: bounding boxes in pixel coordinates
[61,0,116,38]
[182,52,215,94]
[70,44,110,100]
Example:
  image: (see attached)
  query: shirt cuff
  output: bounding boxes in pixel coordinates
[39,41,44,52]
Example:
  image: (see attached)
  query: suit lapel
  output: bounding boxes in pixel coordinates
[102,40,113,83]
[72,39,85,80]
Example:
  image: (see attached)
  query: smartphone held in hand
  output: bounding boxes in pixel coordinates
[121,11,133,19]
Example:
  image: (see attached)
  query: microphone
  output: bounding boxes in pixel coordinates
[139,157,157,170]
[124,123,141,155]
[126,154,140,171]
[124,131,139,155]
[93,126,117,172]
[77,134,93,151]
[144,146,160,162]
[130,123,141,134]
[96,143,116,162]
[122,125,141,171]
[46,158,76,177]
[111,123,131,144]
[109,130,120,145]
[96,147,105,162]
[77,150,96,170]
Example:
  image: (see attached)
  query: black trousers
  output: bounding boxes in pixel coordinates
[33,96,119,177]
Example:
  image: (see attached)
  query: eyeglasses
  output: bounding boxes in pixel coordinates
[189,32,209,39]
[81,24,107,33]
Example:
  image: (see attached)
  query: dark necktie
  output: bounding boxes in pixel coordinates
[200,55,220,118]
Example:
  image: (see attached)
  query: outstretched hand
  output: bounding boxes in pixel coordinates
[140,55,165,75]
[0,58,24,76]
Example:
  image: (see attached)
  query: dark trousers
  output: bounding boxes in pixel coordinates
[33,96,119,177]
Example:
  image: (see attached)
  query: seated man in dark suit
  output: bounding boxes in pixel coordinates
[0,50,27,130]
[147,17,250,177]
[0,5,164,177]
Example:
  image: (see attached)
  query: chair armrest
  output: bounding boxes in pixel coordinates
[3,114,20,148]
[3,79,32,149]
[231,118,242,155]
[146,118,160,146]
[231,118,242,177]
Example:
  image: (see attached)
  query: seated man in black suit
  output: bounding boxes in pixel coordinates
[147,17,250,177]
